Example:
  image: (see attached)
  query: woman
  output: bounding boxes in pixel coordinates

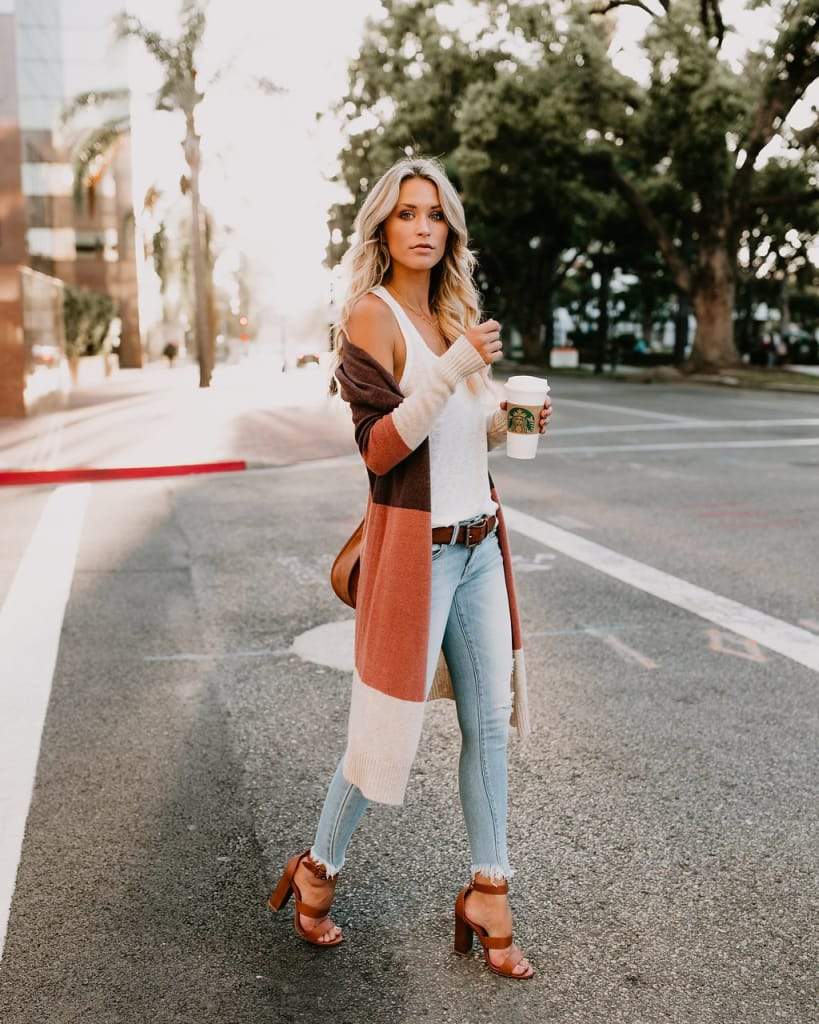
[268,157,552,980]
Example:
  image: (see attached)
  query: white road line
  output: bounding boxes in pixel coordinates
[554,398,699,422]
[539,437,819,456]
[798,619,819,633]
[0,484,90,959]
[503,505,819,674]
[555,417,819,436]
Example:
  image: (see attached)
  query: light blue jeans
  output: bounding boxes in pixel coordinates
[310,513,515,880]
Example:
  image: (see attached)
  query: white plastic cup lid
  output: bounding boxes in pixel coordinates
[506,375,550,395]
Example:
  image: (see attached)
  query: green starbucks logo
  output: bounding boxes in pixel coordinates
[508,405,537,434]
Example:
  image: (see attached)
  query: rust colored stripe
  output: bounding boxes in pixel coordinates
[365,415,412,477]
[355,502,430,701]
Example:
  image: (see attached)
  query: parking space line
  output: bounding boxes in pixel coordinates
[555,398,698,422]
[539,437,819,456]
[555,417,819,436]
[0,484,91,959]
[503,505,819,674]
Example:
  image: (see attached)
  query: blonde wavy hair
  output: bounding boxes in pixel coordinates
[327,156,490,399]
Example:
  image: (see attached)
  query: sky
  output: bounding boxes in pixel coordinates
[115,0,814,328]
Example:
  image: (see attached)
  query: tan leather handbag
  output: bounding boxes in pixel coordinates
[330,517,365,608]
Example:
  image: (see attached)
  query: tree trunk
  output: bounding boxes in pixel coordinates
[673,292,689,366]
[641,307,653,347]
[544,290,554,366]
[183,114,212,388]
[594,262,611,375]
[688,244,739,372]
[521,326,543,363]
[780,276,791,338]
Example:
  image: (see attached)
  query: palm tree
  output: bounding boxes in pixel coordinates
[66,1,283,386]
[114,2,214,385]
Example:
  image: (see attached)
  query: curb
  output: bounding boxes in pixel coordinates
[0,460,247,486]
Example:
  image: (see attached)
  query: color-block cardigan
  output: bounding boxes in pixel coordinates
[334,332,531,805]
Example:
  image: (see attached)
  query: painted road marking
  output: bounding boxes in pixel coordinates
[547,515,593,530]
[292,620,355,672]
[511,552,555,572]
[0,484,91,959]
[590,631,658,669]
[554,417,819,436]
[143,647,293,662]
[0,461,247,486]
[554,398,698,422]
[707,630,768,663]
[539,437,819,456]
[503,505,819,674]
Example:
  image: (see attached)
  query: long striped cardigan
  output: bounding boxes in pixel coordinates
[334,332,531,805]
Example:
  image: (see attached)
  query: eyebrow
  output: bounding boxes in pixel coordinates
[398,203,443,210]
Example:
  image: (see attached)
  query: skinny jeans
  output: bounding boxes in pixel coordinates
[310,513,514,879]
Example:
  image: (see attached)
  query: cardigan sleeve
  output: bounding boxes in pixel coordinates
[486,405,507,451]
[360,334,486,477]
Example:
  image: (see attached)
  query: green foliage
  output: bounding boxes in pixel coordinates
[63,285,118,358]
[330,0,818,368]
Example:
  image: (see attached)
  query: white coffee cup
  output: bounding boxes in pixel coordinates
[504,375,550,459]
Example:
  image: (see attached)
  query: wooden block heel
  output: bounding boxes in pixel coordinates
[267,868,294,912]
[454,912,474,954]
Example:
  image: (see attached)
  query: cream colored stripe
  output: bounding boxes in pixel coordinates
[343,669,426,805]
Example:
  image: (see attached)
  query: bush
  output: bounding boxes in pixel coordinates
[63,285,117,358]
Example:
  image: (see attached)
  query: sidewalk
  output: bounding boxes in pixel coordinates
[0,353,354,477]
[496,357,819,393]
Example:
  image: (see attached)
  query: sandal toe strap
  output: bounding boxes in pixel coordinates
[496,947,528,975]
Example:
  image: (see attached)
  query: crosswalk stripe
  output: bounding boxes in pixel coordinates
[0,484,90,959]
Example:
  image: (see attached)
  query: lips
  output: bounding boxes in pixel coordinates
[412,245,434,250]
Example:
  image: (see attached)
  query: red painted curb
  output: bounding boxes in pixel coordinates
[0,461,247,485]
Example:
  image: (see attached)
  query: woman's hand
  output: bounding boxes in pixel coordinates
[500,395,553,434]
[464,319,504,365]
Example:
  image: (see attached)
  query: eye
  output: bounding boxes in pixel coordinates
[431,211,445,221]
[399,210,414,219]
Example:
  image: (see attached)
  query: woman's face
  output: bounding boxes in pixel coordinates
[382,177,449,271]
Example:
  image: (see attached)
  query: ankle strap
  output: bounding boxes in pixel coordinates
[301,853,331,879]
[472,878,509,894]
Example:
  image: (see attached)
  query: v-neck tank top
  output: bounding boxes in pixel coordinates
[370,285,498,528]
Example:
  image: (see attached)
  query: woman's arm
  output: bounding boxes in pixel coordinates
[340,297,486,477]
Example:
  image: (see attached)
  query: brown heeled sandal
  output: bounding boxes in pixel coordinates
[267,848,343,947]
[454,877,534,980]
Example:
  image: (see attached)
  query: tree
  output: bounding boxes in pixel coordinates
[114,2,214,386]
[63,285,118,358]
[581,0,819,370]
[326,0,500,264]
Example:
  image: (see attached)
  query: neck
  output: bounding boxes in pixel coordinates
[385,265,433,312]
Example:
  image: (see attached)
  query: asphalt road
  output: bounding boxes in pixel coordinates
[0,363,817,1023]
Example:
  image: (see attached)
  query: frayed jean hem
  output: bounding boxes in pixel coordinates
[308,846,343,879]
[471,862,515,882]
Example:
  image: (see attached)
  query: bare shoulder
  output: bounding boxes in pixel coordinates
[345,292,399,377]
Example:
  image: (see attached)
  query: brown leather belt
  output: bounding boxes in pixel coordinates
[432,514,497,549]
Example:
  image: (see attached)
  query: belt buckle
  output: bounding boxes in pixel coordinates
[465,515,488,548]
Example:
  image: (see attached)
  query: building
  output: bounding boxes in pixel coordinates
[0,0,140,416]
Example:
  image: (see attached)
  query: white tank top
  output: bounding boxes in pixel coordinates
[371,285,498,528]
